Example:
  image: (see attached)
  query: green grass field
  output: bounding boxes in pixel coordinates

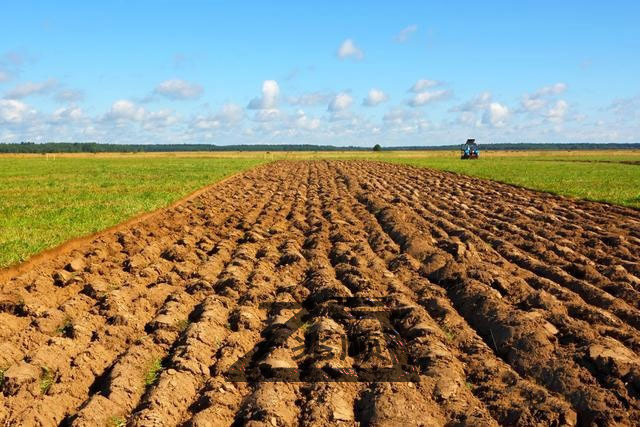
[0,155,265,268]
[1,150,638,269]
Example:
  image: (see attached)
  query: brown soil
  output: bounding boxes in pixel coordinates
[1,160,639,426]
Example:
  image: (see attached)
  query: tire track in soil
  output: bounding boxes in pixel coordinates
[1,160,639,426]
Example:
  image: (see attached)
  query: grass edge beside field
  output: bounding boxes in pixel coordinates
[0,157,266,269]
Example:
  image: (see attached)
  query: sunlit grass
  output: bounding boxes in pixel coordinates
[143,358,163,386]
[0,156,265,268]
[40,366,55,395]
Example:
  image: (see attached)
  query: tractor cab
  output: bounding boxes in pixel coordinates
[461,139,479,159]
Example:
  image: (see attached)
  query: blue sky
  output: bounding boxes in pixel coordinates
[1,1,639,146]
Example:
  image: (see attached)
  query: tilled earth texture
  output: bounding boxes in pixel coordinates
[1,161,640,427]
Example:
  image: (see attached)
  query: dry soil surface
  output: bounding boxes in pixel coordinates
[1,161,640,426]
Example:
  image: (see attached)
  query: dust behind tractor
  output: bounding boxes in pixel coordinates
[461,138,479,159]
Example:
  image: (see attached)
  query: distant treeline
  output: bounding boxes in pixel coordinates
[0,142,365,153]
[0,141,639,153]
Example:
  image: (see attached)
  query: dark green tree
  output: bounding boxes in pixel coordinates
[373,144,382,152]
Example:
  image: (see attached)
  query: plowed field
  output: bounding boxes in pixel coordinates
[1,161,640,426]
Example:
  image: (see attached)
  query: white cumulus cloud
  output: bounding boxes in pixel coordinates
[383,108,429,133]
[51,106,85,123]
[337,39,364,60]
[520,82,567,112]
[105,99,146,122]
[328,93,353,112]
[521,96,546,112]
[546,99,568,123]
[394,25,418,43]
[457,111,478,126]
[192,103,245,130]
[294,109,320,130]
[363,88,389,106]
[407,89,450,107]
[409,79,440,93]
[383,108,418,125]
[0,99,33,123]
[482,102,509,127]
[154,79,203,100]
[253,109,281,122]
[451,92,510,128]
[217,103,245,124]
[247,80,279,109]
[452,92,492,112]
[4,78,57,99]
[535,82,567,97]
[143,110,180,129]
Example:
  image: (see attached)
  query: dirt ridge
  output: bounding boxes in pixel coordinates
[1,160,639,426]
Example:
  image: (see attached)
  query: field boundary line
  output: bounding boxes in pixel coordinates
[0,165,265,283]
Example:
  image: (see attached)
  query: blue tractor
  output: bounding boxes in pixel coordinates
[461,139,479,159]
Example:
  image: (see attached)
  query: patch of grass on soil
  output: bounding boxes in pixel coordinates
[143,358,163,386]
[40,366,55,395]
